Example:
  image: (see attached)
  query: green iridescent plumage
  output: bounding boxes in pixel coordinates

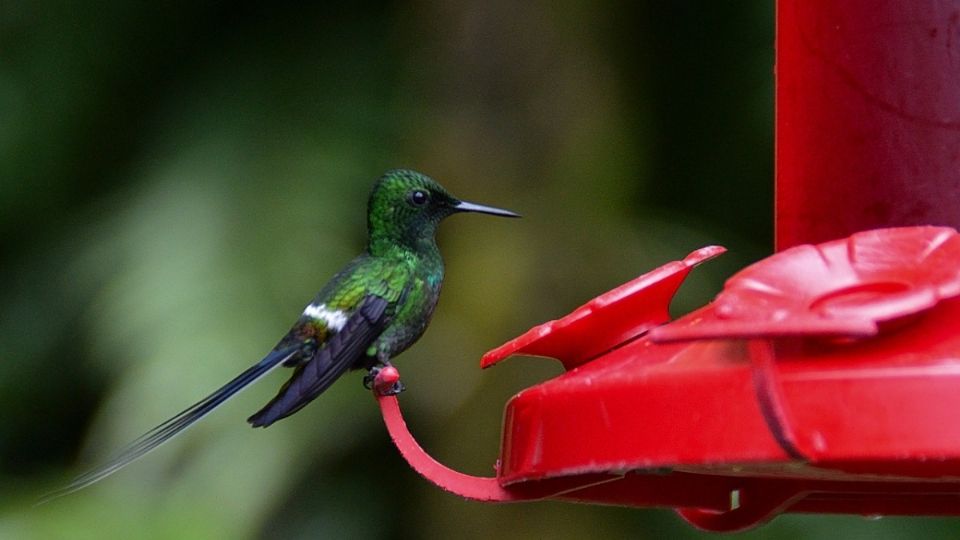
[43,169,519,501]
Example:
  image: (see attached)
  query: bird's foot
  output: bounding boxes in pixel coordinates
[362,367,380,389]
[364,365,405,396]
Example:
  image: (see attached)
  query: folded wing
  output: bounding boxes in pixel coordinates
[247,294,390,428]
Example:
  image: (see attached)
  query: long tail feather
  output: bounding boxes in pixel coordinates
[38,346,298,504]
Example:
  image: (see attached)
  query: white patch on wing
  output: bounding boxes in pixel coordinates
[302,303,349,331]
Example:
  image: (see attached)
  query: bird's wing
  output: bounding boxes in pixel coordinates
[39,345,299,504]
[246,293,391,427]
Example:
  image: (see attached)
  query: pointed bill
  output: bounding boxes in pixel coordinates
[453,200,521,218]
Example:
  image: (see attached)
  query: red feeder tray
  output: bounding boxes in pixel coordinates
[375,227,960,532]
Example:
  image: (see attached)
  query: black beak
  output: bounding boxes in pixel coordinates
[453,200,521,218]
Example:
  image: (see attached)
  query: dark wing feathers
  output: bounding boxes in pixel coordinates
[246,294,390,428]
[39,345,299,504]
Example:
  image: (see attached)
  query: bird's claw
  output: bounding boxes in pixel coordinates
[364,365,405,396]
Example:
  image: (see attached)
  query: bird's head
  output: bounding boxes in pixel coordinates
[367,169,519,254]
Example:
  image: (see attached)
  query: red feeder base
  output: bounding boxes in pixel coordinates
[376,227,960,532]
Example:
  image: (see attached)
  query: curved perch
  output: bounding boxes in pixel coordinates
[374,393,525,501]
[374,389,628,503]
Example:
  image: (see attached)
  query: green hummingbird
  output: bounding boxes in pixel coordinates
[46,169,519,500]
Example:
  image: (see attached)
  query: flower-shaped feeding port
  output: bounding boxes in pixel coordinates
[482,245,727,370]
[651,227,960,342]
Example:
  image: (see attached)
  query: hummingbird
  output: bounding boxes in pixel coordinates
[45,169,519,500]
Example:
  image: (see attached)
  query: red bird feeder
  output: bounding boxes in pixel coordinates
[372,0,960,532]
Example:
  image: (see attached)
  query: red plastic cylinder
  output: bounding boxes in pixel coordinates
[776,0,960,250]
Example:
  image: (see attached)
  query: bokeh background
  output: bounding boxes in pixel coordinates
[1,2,955,539]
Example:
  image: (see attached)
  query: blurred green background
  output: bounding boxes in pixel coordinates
[1,1,956,539]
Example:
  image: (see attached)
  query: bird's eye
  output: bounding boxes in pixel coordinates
[409,189,429,206]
